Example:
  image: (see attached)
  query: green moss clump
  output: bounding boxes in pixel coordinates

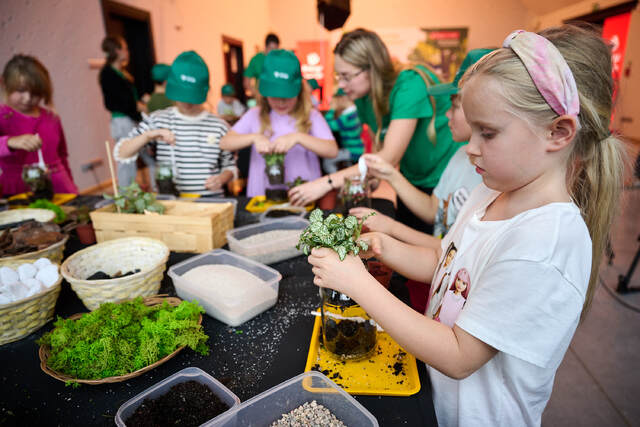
[38,298,208,382]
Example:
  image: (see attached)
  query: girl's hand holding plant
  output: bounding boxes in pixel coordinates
[8,133,42,152]
[272,132,299,153]
[309,248,371,295]
[253,134,272,154]
[349,207,394,234]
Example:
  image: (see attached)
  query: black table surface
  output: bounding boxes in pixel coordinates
[0,198,437,427]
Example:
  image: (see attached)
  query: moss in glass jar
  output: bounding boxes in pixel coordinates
[22,164,53,200]
[155,162,179,196]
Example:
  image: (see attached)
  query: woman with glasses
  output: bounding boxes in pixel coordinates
[288,29,457,233]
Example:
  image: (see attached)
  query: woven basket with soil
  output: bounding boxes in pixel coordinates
[38,295,204,385]
[61,237,169,310]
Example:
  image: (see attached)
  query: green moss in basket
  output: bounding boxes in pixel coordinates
[37,297,208,383]
[28,199,66,223]
[103,182,165,214]
[296,208,373,261]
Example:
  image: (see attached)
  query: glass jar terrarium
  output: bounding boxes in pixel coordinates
[155,162,179,196]
[320,287,377,361]
[264,154,285,185]
[339,175,371,215]
[22,164,53,200]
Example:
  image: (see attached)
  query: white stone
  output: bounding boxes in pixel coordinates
[17,264,37,282]
[35,265,59,288]
[33,258,52,270]
[0,267,19,287]
[23,278,45,296]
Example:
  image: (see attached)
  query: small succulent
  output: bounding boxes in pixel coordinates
[104,183,165,214]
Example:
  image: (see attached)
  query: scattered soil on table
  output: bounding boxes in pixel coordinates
[86,269,140,280]
[125,380,229,427]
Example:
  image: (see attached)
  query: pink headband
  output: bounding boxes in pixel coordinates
[503,30,580,118]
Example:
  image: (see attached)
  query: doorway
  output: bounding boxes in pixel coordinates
[222,36,246,105]
[101,0,156,97]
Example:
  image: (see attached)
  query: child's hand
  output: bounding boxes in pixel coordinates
[204,174,224,191]
[363,154,397,182]
[357,232,384,259]
[253,134,271,154]
[148,129,176,145]
[272,133,299,153]
[308,248,370,295]
[288,179,329,207]
[7,134,42,152]
[349,208,393,234]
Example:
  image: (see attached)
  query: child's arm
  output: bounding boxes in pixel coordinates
[350,207,442,250]
[271,132,338,158]
[218,130,271,154]
[3,134,42,153]
[117,129,175,159]
[308,242,497,379]
[364,154,439,224]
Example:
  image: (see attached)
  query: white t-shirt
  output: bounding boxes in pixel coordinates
[426,183,591,427]
[433,146,483,237]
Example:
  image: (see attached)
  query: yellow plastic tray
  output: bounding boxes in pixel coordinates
[304,311,421,396]
[245,195,314,213]
[8,193,76,206]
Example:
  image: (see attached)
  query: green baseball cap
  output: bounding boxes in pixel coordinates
[151,63,170,82]
[221,83,235,96]
[259,50,302,99]
[307,79,319,90]
[334,88,346,96]
[429,48,495,96]
[166,51,210,104]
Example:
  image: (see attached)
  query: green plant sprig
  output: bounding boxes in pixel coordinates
[104,182,165,214]
[262,153,285,167]
[28,199,66,223]
[37,297,208,384]
[297,208,374,261]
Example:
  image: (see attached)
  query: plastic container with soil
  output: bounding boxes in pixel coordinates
[321,285,377,361]
[115,367,240,427]
[209,371,378,426]
[22,164,53,201]
[226,217,308,265]
[259,205,306,222]
[168,249,282,327]
[338,175,371,215]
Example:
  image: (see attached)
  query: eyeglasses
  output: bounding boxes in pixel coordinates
[334,69,366,83]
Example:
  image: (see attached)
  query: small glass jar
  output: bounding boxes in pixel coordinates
[155,162,179,196]
[22,164,53,200]
[266,162,285,185]
[339,175,371,215]
[320,284,377,361]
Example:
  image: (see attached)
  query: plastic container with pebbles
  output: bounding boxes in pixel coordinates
[115,367,240,426]
[169,249,281,327]
[61,237,169,310]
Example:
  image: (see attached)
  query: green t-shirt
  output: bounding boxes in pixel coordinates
[147,92,174,113]
[354,66,457,188]
[244,52,266,78]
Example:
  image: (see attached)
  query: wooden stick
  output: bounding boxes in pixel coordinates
[104,140,120,213]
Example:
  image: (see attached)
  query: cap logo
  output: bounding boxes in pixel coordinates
[180,74,196,83]
[274,71,289,79]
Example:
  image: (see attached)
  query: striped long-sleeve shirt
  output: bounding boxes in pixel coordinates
[114,106,236,196]
[324,105,363,162]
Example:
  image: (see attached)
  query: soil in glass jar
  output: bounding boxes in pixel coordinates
[265,188,288,202]
[339,175,371,215]
[156,162,179,196]
[266,163,285,185]
[22,164,53,200]
[321,288,377,361]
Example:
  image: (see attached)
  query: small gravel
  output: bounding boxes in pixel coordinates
[271,400,347,427]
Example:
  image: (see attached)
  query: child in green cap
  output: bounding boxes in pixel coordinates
[220,49,337,198]
[322,88,364,173]
[115,50,236,196]
[147,63,174,113]
[217,83,245,124]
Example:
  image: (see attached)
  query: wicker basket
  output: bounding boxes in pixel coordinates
[38,295,202,384]
[60,237,169,310]
[0,234,68,266]
[0,208,56,226]
[0,259,62,346]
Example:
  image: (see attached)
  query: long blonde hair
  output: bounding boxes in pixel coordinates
[258,83,312,137]
[462,24,625,319]
[334,29,397,149]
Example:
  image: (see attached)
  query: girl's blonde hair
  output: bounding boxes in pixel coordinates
[2,54,52,105]
[258,83,312,137]
[334,29,397,149]
[462,24,625,318]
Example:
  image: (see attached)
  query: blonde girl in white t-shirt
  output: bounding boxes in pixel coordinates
[308,24,625,426]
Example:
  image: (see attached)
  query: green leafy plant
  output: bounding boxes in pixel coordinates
[28,199,66,223]
[104,182,165,214]
[286,176,307,189]
[262,153,285,167]
[37,298,208,383]
[297,208,374,261]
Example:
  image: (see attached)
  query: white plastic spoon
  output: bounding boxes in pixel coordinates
[358,155,367,181]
